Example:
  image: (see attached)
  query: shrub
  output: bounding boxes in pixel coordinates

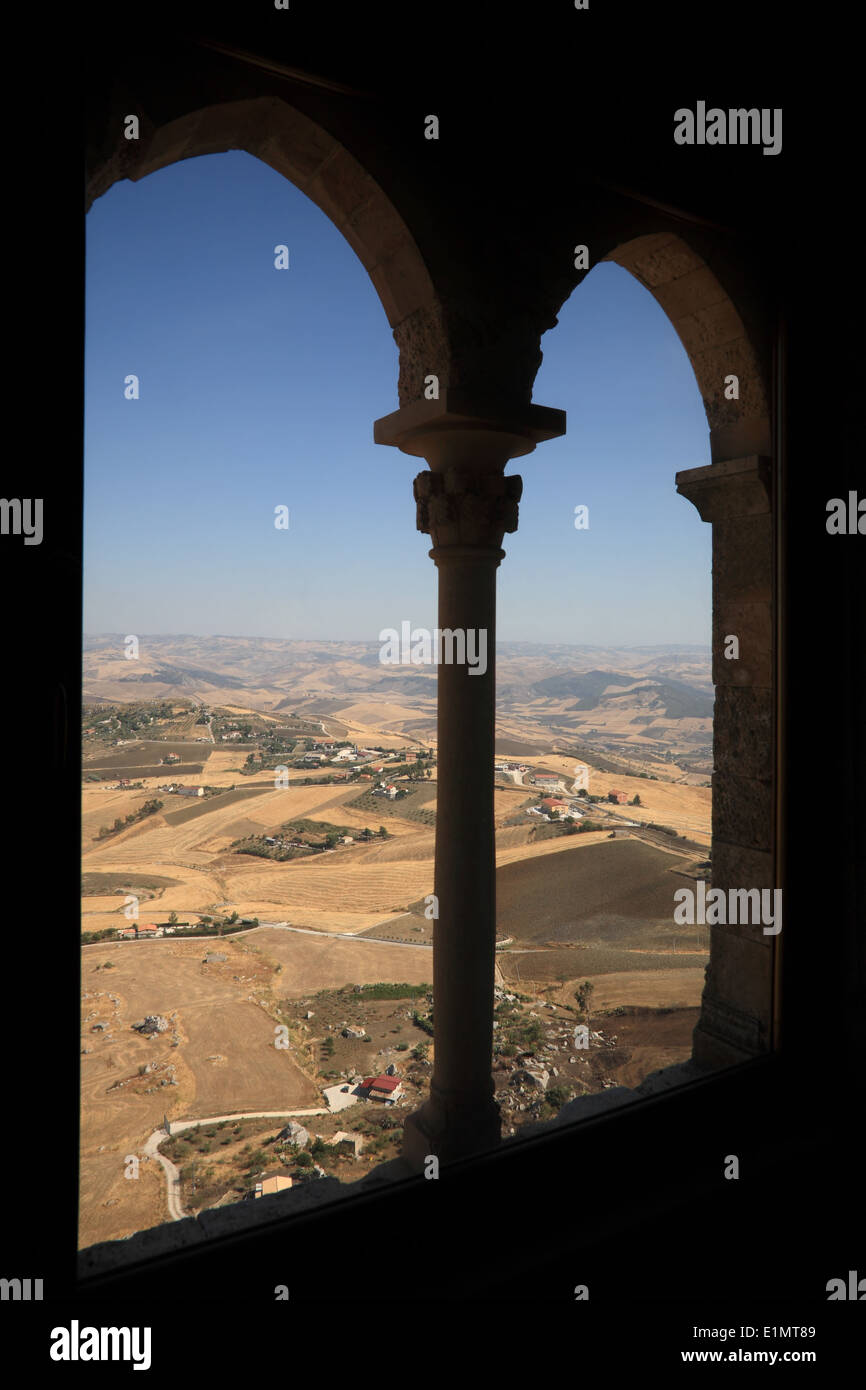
[546,1085,571,1110]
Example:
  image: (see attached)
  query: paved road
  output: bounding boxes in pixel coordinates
[259,921,432,949]
[143,1107,331,1222]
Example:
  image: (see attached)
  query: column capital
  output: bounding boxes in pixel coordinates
[374,388,566,471]
[414,469,522,549]
[676,455,772,522]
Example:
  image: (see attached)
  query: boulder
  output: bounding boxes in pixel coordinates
[277,1121,310,1148]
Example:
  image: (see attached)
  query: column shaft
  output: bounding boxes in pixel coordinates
[431,550,499,1110]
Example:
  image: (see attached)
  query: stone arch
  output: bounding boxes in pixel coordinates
[532,226,777,1071]
[85,95,446,405]
[601,232,771,463]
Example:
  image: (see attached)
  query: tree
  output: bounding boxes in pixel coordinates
[631,794,642,806]
[168,910,178,925]
[574,980,595,1024]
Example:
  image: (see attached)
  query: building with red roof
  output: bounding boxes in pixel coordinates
[362,1074,404,1102]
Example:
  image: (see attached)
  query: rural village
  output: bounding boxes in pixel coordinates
[80,645,713,1246]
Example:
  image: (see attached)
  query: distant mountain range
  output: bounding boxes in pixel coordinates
[528,669,714,720]
[82,634,713,771]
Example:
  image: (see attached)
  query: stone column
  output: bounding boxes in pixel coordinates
[374,391,565,1165]
[676,455,777,1068]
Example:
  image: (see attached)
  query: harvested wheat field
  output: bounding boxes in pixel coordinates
[251,927,432,995]
[331,701,434,728]
[545,967,707,1011]
[79,935,317,1246]
[496,837,702,946]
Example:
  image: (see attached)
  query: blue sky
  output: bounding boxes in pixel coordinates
[84,150,712,646]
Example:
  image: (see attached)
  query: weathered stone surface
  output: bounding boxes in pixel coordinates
[710,417,772,462]
[711,840,774,894]
[611,232,705,288]
[308,147,380,226]
[345,194,415,272]
[712,601,772,687]
[713,771,773,851]
[258,100,337,186]
[394,301,452,406]
[673,296,745,356]
[677,457,771,523]
[370,240,438,324]
[713,515,773,600]
[693,991,770,1067]
[652,265,728,321]
[413,468,522,548]
[700,931,774,1030]
[692,341,769,434]
[713,687,773,780]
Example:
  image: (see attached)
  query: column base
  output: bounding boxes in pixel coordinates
[401,1089,502,1171]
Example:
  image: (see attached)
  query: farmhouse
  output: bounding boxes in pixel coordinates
[174,785,204,797]
[255,1175,294,1198]
[117,927,137,940]
[608,790,628,804]
[362,1074,404,1103]
[136,924,162,938]
[541,797,570,815]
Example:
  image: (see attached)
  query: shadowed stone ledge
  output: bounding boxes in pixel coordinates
[77,1155,415,1281]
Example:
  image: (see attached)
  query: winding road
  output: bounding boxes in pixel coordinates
[143,1107,329,1221]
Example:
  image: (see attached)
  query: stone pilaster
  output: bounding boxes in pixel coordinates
[676,456,777,1069]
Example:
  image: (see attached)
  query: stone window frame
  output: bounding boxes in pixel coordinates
[81,95,782,1276]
